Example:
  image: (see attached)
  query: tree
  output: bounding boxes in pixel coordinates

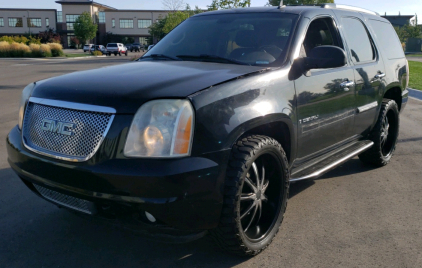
[73,12,98,45]
[208,0,250,10]
[38,29,61,44]
[148,5,202,42]
[267,0,334,6]
[162,0,185,11]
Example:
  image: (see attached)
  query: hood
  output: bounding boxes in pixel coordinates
[31,61,264,113]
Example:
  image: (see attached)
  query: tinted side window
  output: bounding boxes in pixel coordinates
[368,19,404,60]
[303,17,342,56]
[341,17,374,63]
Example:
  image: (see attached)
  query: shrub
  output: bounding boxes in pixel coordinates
[0,41,10,57]
[29,44,42,57]
[48,43,64,57]
[91,51,103,56]
[40,44,52,57]
[0,41,63,57]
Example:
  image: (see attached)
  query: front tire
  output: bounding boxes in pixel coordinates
[210,135,289,256]
[359,99,400,166]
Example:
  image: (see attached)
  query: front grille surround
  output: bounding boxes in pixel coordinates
[22,97,115,162]
[34,184,94,214]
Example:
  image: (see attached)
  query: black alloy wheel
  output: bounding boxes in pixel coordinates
[359,99,399,166]
[211,135,289,256]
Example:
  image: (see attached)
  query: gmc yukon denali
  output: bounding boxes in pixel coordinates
[7,4,409,255]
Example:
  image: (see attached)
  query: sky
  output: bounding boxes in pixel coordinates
[2,0,422,20]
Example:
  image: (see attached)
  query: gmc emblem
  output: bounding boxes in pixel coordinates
[41,119,75,136]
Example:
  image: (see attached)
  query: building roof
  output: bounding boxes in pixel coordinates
[55,1,116,10]
[0,8,57,11]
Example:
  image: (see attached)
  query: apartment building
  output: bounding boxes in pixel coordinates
[0,0,170,48]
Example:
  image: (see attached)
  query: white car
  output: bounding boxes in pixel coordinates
[83,44,94,52]
[106,43,128,56]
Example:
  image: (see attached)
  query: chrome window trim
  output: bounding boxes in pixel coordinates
[22,98,116,162]
[29,97,116,114]
[357,101,378,113]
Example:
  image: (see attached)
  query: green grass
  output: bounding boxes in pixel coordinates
[407,54,422,57]
[64,53,93,58]
[409,61,422,90]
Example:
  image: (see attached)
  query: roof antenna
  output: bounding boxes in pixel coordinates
[279,0,285,9]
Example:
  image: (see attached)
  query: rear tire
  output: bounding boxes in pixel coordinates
[210,135,289,256]
[359,99,399,166]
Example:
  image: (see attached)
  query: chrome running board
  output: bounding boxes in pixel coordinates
[290,140,374,182]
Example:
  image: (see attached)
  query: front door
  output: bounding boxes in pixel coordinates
[294,16,356,159]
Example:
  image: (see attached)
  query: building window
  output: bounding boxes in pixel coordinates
[112,19,115,28]
[139,37,148,45]
[0,18,4,27]
[9,18,23,27]
[99,12,105,23]
[27,18,42,28]
[46,18,49,28]
[138,19,151,29]
[119,19,133,29]
[57,11,62,23]
[66,14,79,30]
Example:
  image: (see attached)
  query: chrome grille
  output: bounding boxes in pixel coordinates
[34,184,94,214]
[22,100,114,162]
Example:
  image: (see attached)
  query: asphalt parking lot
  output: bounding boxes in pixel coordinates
[1,57,422,268]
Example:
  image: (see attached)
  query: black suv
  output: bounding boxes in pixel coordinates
[7,5,409,256]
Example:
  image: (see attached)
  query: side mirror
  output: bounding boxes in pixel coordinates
[304,46,347,70]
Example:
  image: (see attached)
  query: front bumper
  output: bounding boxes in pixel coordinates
[7,125,230,231]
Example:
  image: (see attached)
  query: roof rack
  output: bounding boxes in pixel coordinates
[321,4,380,16]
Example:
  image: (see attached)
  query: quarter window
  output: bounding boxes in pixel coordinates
[120,19,133,29]
[341,17,375,63]
[368,19,404,60]
[9,18,23,27]
[27,18,42,27]
[0,18,4,27]
[138,19,151,28]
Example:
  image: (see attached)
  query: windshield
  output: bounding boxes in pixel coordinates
[143,12,297,66]
[108,44,117,47]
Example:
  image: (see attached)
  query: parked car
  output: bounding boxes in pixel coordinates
[7,4,409,256]
[131,43,142,52]
[83,44,94,52]
[89,45,107,54]
[125,43,132,51]
[105,43,128,56]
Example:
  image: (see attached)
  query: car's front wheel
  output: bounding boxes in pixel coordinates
[359,99,400,166]
[210,135,289,256]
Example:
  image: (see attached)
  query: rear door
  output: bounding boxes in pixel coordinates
[335,11,386,135]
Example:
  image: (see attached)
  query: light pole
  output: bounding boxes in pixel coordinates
[27,10,31,36]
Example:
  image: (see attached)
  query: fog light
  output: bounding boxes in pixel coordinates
[145,211,156,223]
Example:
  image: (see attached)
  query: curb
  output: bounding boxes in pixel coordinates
[1,55,107,60]
[408,88,422,101]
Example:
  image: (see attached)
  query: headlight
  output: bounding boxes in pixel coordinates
[18,83,36,130]
[124,99,194,158]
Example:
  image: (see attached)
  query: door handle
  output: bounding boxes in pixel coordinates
[340,80,355,91]
[375,72,386,79]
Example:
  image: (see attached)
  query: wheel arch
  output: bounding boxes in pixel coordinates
[383,86,402,111]
[233,114,296,165]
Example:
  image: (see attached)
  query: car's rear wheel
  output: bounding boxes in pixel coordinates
[210,135,289,256]
[359,99,399,166]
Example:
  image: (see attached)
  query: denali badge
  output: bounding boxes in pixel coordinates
[41,119,75,136]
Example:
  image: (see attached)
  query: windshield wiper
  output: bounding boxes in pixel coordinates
[141,54,181,61]
[176,54,250,65]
